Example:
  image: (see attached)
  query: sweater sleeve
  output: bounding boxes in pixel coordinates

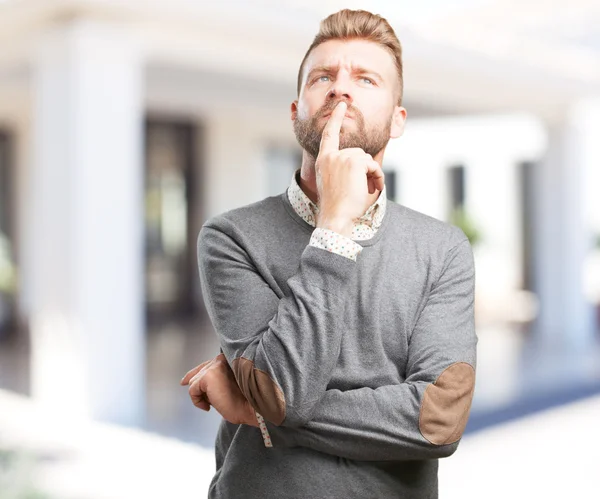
[262,238,478,461]
[197,221,356,428]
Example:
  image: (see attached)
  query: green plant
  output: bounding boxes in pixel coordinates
[449,206,483,247]
[0,448,52,499]
[0,233,16,295]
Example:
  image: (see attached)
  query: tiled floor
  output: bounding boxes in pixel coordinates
[1,385,598,498]
[144,314,224,447]
[439,393,600,499]
[0,314,224,448]
[466,323,600,432]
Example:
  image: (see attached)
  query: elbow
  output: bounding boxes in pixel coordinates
[232,356,287,426]
[418,362,475,455]
[431,439,461,459]
[231,356,320,428]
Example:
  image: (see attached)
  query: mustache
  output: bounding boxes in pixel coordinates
[315,100,362,121]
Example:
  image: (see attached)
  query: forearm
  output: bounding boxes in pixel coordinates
[261,237,478,460]
[198,223,357,427]
[264,364,475,461]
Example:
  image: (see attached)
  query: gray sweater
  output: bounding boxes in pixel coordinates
[197,189,477,499]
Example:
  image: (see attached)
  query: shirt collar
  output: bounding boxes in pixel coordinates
[287,167,387,230]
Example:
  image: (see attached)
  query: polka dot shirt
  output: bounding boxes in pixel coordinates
[288,167,387,262]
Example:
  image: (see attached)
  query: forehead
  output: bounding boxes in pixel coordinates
[304,39,396,78]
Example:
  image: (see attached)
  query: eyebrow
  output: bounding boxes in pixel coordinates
[306,64,385,83]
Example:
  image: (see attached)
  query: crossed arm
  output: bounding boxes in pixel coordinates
[185,218,477,461]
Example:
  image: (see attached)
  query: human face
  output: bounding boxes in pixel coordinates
[292,39,406,159]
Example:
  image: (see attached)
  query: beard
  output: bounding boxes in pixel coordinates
[293,99,392,159]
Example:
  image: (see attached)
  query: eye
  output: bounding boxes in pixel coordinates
[361,77,374,85]
[317,75,330,82]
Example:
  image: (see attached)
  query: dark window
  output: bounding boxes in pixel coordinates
[0,132,12,239]
[144,120,199,322]
[383,169,398,202]
[265,145,302,196]
[447,165,465,217]
[518,161,534,291]
[0,130,16,334]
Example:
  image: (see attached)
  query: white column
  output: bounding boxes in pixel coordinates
[388,126,448,221]
[581,100,600,231]
[467,156,520,280]
[29,20,145,425]
[205,112,265,219]
[530,104,597,352]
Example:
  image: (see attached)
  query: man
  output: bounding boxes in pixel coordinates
[181,9,477,499]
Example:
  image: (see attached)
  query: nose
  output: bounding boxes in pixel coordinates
[327,90,353,107]
[327,75,353,107]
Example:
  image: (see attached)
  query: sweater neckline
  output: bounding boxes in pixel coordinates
[280,189,392,248]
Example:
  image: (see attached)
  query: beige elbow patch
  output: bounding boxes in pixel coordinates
[232,357,286,425]
[419,362,476,445]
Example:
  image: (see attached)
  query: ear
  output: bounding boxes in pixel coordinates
[389,106,407,139]
[291,100,299,121]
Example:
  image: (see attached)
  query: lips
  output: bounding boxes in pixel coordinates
[321,112,354,120]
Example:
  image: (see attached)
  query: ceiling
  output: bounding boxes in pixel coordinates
[0,0,598,121]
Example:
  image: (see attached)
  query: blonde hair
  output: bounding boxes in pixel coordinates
[297,9,404,105]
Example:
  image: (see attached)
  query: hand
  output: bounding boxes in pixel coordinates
[180,354,259,427]
[315,100,385,237]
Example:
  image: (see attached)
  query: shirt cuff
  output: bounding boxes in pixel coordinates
[256,411,273,448]
[309,228,363,262]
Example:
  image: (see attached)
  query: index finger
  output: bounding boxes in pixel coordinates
[319,101,347,155]
[180,358,213,385]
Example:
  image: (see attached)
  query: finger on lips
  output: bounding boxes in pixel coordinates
[318,110,385,191]
[319,101,347,154]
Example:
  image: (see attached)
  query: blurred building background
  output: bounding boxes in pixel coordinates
[0,0,599,497]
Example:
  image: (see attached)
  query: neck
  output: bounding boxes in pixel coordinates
[298,148,386,206]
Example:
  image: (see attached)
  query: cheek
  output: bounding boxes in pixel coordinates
[296,108,310,121]
[298,88,330,119]
[298,104,321,120]
[354,93,391,123]
[361,107,390,128]
[371,101,396,127]
[296,100,318,121]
